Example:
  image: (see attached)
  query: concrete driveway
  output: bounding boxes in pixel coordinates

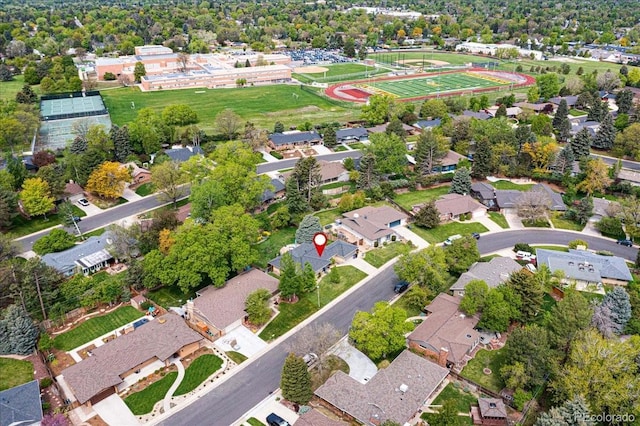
[93,394,139,426]
[329,339,377,384]
[213,325,267,358]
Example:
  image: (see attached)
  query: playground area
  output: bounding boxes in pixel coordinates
[325,69,535,103]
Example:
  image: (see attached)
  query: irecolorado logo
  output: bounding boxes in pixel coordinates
[576,413,636,423]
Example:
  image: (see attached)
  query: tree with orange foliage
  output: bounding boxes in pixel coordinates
[158,229,175,254]
[86,162,131,199]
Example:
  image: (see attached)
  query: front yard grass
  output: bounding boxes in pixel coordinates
[259,266,367,341]
[226,351,248,364]
[333,145,348,152]
[0,358,34,391]
[174,354,223,396]
[394,291,426,318]
[314,208,342,226]
[488,212,509,229]
[124,372,177,415]
[522,218,551,228]
[247,418,266,426]
[254,227,296,269]
[135,183,155,197]
[411,222,489,244]
[460,348,507,393]
[491,180,534,191]
[6,205,86,238]
[432,382,479,414]
[421,413,473,425]
[53,306,144,351]
[531,245,569,252]
[549,212,584,231]
[364,241,411,268]
[393,186,450,211]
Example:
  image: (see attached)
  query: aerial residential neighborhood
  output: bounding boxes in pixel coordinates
[1,1,640,426]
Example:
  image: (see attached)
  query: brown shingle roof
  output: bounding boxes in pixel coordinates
[294,409,348,426]
[478,398,507,418]
[62,314,202,404]
[450,257,522,292]
[340,206,407,242]
[441,150,467,167]
[64,182,84,196]
[315,351,448,425]
[433,194,487,217]
[317,160,347,182]
[407,294,479,365]
[193,269,278,330]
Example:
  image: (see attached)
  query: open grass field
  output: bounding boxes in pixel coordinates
[0,358,34,391]
[124,371,177,415]
[0,75,41,102]
[293,62,388,84]
[146,285,197,309]
[259,265,367,341]
[370,51,493,66]
[53,306,143,351]
[101,85,359,132]
[174,354,223,396]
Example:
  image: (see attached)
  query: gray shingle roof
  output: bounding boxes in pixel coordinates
[450,257,522,291]
[536,249,632,283]
[270,131,321,146]
[62,313,202,404]
[164,146,204,163]
[0,380,43,426]
[336,127,368,141]
[531,183,566,211]
[315,351,448,425]
[471,182,496,201]
[494,184,565,211]
[261,178,286,202]
[494,190,521,209]
[434,194,487,217]
[268,240,357,273]
[41,231,114,274]
[461,110,491,120]
[415,119,441,129]
[193,269,279,330]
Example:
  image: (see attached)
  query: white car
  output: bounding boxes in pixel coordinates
[77,198,90,207]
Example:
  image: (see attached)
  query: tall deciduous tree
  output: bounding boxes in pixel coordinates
[502,325,555,390]
[280,353,313,405]
[546,290,592,352]
[33,229,76,255]
[445,236,480,275]
[20,178,54,218]
[133,61,146,83]
[478,286,521,332]
[349,301,414,361]
[460,279,489,315]
[86,162,131,199]
[366,132,407,175]
[245,288,272,325]
[285,157,324,214]
[215,109,242,141]
[151,161,187,208]
[414,201,440,229]
[536,73,560,100]
[395,247,448,294]
[576,158,612,195]
[361,94,394,125]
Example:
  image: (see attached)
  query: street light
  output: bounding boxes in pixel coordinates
[316,284,320,308]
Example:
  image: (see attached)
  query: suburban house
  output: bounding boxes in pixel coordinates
[494,183,566,211]
[536,248,633,292]
[431,193,487,222]
[549,96,578,108]
[450,257,522,297]
[366,122,417,135]
[282,160,349,186]
[590,197,620,222]
[268,240,358,274]
[64,181,85,202]
[60,314,203,407]
[122,162,151,188]
[487,106,522,118]
[0,380,43,426]
[513,102,554,113]
[407,293,480,369]
[164,145,204,163]
[471,182,497,208]
[413,118,441,130]
[460,110,491,120]
[295,409,348,426]
[314,350,449,426]
[335,127,368,144]
[269,131,322,151]
[570,119,600,137]
[471,398,508,426]
[41,232,115,276]
[185,269,279,339]
[261,178,286,204]
[337,206,408,247]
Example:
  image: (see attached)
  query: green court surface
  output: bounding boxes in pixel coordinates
[40,95,106,118]
[363,72,512,99]
[369,51,493,66]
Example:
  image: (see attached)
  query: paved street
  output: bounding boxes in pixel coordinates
[257,151,362,173]
[159,230,637,426]
[592,153,640,171]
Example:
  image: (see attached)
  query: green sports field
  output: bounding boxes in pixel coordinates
[369,51,494,66]
[293,62,389,84]
[364,72,512,99]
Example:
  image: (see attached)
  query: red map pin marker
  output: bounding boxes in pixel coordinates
[313,232,328,257]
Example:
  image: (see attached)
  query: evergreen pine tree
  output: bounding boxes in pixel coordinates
[356,152,380,193]
[295,215,322,244]
[323,127,337,148]
[278,253,301,301]
[1,305,39,355]
[274,121,285,133]
[471,139,493,179]
[616,89,634,115]
[112,125,132,162]
[300,262,316,293]
[449,167,472,195]
[495,104,507,118]
[596,287,632,334]
[591,113,615,150]
[553,99,572,142]
[386,117,407,141]
[554,146,575,175]
[69,136,88,155]
[587,99,601,122]
[280,353,313,405]
[285,177,308,215]
[570,128,592,159]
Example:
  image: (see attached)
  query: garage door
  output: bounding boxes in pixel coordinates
[389,220,401,227]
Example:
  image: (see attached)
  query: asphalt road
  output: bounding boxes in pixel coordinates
[591,153,640,171]
[160,229,637,426]
[15,189,191,252]
[257,151,363,174]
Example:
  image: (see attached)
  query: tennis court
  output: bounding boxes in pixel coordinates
[39,116,112,150]
[40,93,107,120]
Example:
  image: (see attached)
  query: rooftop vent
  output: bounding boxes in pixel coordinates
[489,402,497,408]
[399,383,409,393]
[568,261,574,266]
[353,213,359,219]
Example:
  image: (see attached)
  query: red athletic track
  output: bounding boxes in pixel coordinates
[325,68,537,103]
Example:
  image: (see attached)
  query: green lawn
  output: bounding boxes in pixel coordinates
[314,208,342,226]
[460,348,507,393]
[432,382,479,414]
[6,205,86,238]
[124,372,177,415]
[491,180,534,191]
[421,412,473,425]
[247,418,266,426]
[174,354,223,396]
[488,212,509,229]
[370,51,493,66]
[0,358,34,391]
[53,306,144,351]
[0,75,40,102]
[293,63,388,83]
[101,85,358,132]
[364,242,412,268]
[569,109,587,117]
[531,245,569,252]
[333,145,348,152]
[146,286,196,309]
[411,222,489,244]
[393,186,450,211]
[226,351,248,364]
[135,183,155,197]
[522,218,551,228]
[259,266,367,341]
[549,212,584,231]
[255,227,296,269]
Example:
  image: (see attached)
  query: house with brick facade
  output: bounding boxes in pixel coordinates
[269,131,322,151]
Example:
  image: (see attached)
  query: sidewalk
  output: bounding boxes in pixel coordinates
[394,225,430,249]
[345,256,378,275]
[474,215,504,233]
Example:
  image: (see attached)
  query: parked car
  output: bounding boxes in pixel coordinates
[617,239,633,247]
[266,413,290,426]
[516,250,537,263]
[77,198,90,207]
[394,281,409,293]
[443,234,462,246]
[471,232,481,240]
[65,216,82,224]
[302,353,318,366]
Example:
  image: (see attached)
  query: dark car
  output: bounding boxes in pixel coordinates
[266,413,290,426]
[394,281,409,294]
[617,239,633,247]
[471,232,481,240]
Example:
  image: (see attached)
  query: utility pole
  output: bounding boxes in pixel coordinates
[34,272,47,320]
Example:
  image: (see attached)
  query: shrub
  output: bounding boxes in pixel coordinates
[595,217,625,239]
[40,377,53,388]
[568,239,588,249]
[514,243,534,253]
[140,301,153,311]
[270,151,283,159]
[103,72,116,81]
